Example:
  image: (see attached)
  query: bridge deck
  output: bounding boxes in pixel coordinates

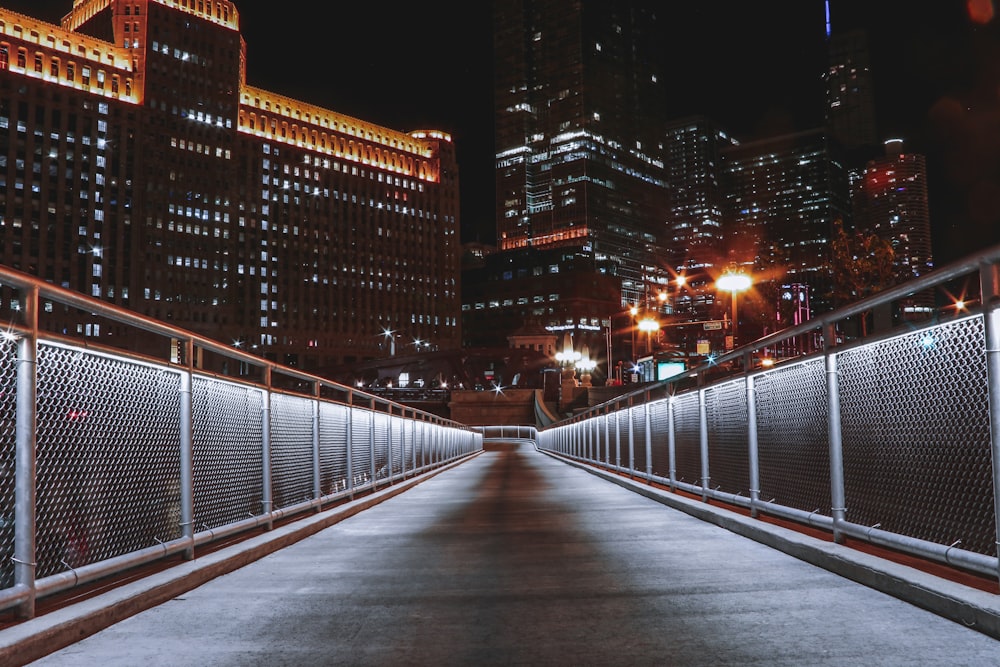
[10,443,1000,665]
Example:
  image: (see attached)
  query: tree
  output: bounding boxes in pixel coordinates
[828,219,896,335]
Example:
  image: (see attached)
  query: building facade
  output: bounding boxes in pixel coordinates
[493,0,669,308]
[722,128,851,326]
[0,0,461,371]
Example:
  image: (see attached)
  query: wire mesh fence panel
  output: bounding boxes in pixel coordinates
[349,407,374,489]
[672,391,702,488]
[192,376,264,530]
[838,317,996,556]
[387,413,404,478]
[631,407,647,475]
[0,338,18,589]
[270,393,315,509]
[318,402,349,496]
[754,358,829,514]
[373,412,390,481]
[648,399,670,479]
[34,344,182,578]
[706,378,749,497]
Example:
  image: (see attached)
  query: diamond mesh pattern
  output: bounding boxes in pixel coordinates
[755,359,830,513]
[838,318,996,555]
[0,339,17,589]
[388,414,404,477]
[374,412,390,480]
[706,379,750,496]
[270,393,315,509]
[34,344,181,578]
[648,400,670,478]
[672,392,702,487]
[350,408,374,488]
[192,376,263,530]
[319,402,349,495]
[631,406,647,474]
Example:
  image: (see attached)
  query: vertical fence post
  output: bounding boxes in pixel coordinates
[179,339,195,558]
[346,392,354,499]
[387,404,395,483]
[369,397,377,490]
[615,405,622,469]
[746,353,761,519]
[627,402,635,476]
[667,394,677,492]
[980,260,1000,585]
[644,394,653,480]
[311,381,321,507]
[824,322,847,544]
[603,409,610,466]
[699,387,709,502]
[261,366,273,530]
[13,285,38,620]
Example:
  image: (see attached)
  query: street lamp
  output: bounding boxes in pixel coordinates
[629,305,639,362]
[637,316,660,355]
[716,267,752,348]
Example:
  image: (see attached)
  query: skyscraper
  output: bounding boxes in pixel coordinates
[722,128,851,322]
[0,1,461,371]
[853,138,934,313]
[663,116,738,318]
[493,0,669,308]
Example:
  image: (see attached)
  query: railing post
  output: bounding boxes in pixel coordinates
[369,397,376,490]
[745,350,761,519]
[387,404,395,483]
[615,405,622,469]
[179,339,195,558]
[311,381,321,507]
[980,260,1000,585]
[825,322,847,544]
[627,402,635,477]
[603,409,610,466]
[13,284,38,620]
[346,393,354,498]
[261,366,273,530]
[667,394,677,492]
[644,396,652,480]
[699,387,709,502]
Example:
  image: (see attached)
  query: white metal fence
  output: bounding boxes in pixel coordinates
[539,244,1000,586]
[0,268,481,620]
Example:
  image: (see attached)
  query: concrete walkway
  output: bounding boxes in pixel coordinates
[7,443,1000,666]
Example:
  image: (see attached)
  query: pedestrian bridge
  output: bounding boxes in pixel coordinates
[3,245,1000,663]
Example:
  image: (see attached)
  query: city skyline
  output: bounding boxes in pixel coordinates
[8,1,1000,263]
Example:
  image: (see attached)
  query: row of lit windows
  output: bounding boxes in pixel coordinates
[169,135,231,159]
[0,44,132,98]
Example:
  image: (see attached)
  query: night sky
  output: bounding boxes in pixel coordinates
[5,1,1000,263]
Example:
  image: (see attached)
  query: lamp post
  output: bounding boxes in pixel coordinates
[629,305,639,362]
[716,267,752,349]
[637,316,660,355]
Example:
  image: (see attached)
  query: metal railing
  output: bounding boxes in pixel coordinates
[0,266,482,620]
[538,243,1000,586]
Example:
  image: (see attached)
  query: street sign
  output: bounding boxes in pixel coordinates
[703,321,722,330]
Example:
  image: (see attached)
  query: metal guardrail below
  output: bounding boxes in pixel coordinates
[0,265,483,621]
[537,243,1000,586]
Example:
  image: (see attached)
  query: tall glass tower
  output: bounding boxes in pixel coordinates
[493,0,670,308]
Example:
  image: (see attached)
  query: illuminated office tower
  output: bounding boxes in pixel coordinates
[0,0,461,370]
[493,0,669,308]
[662,116,738,317]
[853,139,934,314]
[722,128,851,318]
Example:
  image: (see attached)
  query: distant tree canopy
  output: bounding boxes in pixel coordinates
[829,219,896,308]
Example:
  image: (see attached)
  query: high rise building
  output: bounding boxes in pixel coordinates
[662,116,738,318]
[493,0,669,308]
[722,128,851,325]
[0,0,461,371]
[853,138,934,313]
[824,25,879,165]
